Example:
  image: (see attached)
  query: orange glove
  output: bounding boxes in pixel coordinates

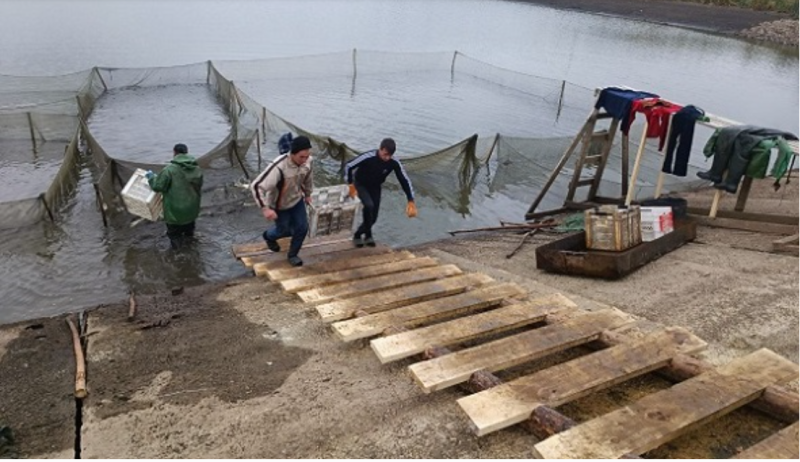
[406,201,417,218]
[348,184,357,199]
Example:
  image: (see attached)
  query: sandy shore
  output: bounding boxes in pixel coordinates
[1,177,796,458]
[516,0,799,45]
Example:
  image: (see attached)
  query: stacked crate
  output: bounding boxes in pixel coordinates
[307,185,362,238]
[121,168,163,221]
[584,205,642,251]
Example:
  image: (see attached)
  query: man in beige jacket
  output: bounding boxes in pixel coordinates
[250,136,313,267]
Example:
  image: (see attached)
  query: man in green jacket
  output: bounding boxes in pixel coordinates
[146,143,204,248]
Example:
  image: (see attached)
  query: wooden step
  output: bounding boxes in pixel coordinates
[331,283,526,342]
[296,264,463,304]
[241,240,360,268]
[533,349,800,459]
[316,273,494,323]
[370,294,577,364]
[267,249,409,281]
[233,235,349,258]
[281,256,439,293]
[575,178,595,187]
[253,245,390,277]
[458,327,706,436]
[731,421,799,459]
[409,308,632,393]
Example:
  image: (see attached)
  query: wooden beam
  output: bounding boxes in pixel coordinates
[316,273,494,323]
[731,421,799,459]
[253,245,390,277]
[409,309,633,393]
[533,349,799,459]
[296,264,463,304]
[689,214,798,235]
[457,327,706,436]
[331,283,526,342]
[371,294,577,363]
[686,207,799,226]
[242,240,365,268]
[281,256,438,293]
[597,330,800,424]
[267,249,407,282]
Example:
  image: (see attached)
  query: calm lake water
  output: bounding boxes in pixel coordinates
[0,0,797,323]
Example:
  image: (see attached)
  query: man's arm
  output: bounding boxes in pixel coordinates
[250,162,282,211]
[344,150,376,184]
[148,167,172,193]
[302,159,314,201]
[393,159,414,201]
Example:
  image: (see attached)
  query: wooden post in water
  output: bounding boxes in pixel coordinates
[27,112,37,154]
[256,129,263,171]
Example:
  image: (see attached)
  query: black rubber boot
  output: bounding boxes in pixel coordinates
[713,182,739,194]
[697,170,722,183]
[288,255,303,267]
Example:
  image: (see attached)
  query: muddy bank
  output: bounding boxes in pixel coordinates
[0,319,75,458]
[515,0,798,45]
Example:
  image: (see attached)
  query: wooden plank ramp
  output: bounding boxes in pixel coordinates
[532,348,800,459]
[370,293,577,364]
[266,249,411,282]
[232,237,800,459]
[316,273,495,323]
[731,421,799,459]
[457,327,707,436]
[296,264,464,304]
[409,308,633,393]
[232,233,350,258]
[331,282,527,342]
[241,240,358,268]
[280,256,439,293]
[253,245,390,276]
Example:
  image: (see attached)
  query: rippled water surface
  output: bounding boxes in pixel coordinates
[0,0,796,323]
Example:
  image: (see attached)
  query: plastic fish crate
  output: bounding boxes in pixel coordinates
[121,168,163,221]
[307,185,362,238]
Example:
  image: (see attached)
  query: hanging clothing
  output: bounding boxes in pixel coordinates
[744,137,794,181]
[626,99,682,149]
[594,87,659,136]
[663,105,705,177]
[700,125,798,193]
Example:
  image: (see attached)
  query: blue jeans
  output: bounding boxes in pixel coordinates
[264,199,308,258]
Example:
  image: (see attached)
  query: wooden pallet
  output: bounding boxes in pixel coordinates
[232,239,800,459]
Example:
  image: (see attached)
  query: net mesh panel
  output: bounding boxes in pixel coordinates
[1,50,713,228]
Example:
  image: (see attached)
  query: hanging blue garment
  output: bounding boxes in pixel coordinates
[594,87,659,135]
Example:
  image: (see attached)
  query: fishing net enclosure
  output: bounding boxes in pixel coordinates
[0,50,710,231]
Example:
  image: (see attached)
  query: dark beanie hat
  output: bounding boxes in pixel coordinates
[291,136,312,154]
[173,143,188,154]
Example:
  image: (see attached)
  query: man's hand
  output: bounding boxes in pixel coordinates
[262,208,277,221]
[348,183,357,199]
[305,195,312,205]
[406,201,417,218]
[145,170,155,180]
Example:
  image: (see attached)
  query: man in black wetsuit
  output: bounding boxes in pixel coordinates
[344,138,417,247]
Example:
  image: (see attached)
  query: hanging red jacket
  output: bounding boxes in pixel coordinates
[625,99,683,150]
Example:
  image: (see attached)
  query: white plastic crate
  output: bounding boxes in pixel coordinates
[307,184,362,238]
[640,206,673,242]
[121,168,163,221]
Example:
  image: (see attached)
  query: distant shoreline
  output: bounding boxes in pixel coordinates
[511,0,797,45]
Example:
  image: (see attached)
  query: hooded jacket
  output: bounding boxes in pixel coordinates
[148,154,204,225]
